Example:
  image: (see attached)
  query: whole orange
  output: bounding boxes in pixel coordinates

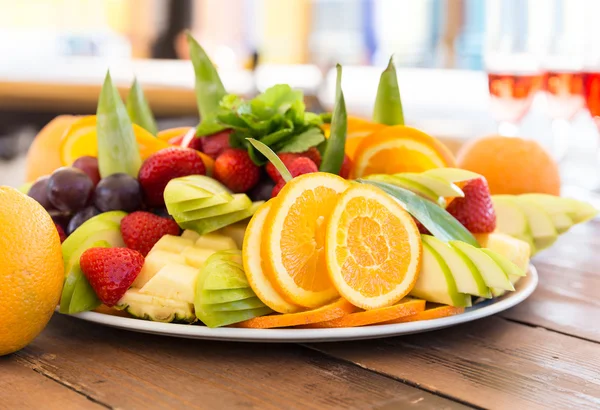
[0,187,64,356]
[26,115,78,182]
[457,135,560,195]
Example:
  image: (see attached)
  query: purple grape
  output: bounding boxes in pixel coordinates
[248,178,275,202]
[72,156,101,186]
[28,176,54,210]
[67,206,100,234]
[48,168,94,212]
[94,173,143,212]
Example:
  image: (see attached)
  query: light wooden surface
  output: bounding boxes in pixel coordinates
[1,220,599,409]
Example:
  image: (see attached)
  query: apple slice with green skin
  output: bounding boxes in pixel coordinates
[140,263,200,304]
[365,174,438,202]
[181,201,264,235]
[133,250,187,288]
[173,194,252,222]
[449,241,514,291]
[481,248,525,279]
[116,289,196,323]
[520,194,598,224]
[398,173,464,198]
[167,194,233,214]
[421,235,491,298]
[203,262,249,290]
[204,297,267,312]
[491,195,536,252]
[518,195,573,233]
[513,197,558,251]
[422,168,482,183]
[201,288,257,304]
[410,241,472,307]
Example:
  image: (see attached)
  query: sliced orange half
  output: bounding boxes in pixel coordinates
[351,125,456,179]
[59,115,170,166]
[243,201,303,314]
[304,298,426,328]
[325,184,422,309]
[382,304,465,324]
[322,116,385,160]
[263,173,351,308]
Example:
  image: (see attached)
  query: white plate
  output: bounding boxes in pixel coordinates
[65,265,538,343]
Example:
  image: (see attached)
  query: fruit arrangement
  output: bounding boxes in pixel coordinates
[16,33,598,332]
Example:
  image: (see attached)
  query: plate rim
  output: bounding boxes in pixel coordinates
[63,264,538,343]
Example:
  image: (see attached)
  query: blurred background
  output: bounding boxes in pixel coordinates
[2,0,600,195]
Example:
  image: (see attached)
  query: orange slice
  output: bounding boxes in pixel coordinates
[325,184,422,309]
[322,116,385,160]
[263,173,351,308]
[157,127,193,142]
[234,298,356,329]
[304,298,426,328]
[383,304,465,324]
[351,125,456,179]
[243,201,303,313]
[59,115,171,166]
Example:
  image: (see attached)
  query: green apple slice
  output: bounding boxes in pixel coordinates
[520,194,597,224]
[167,193,233,214]
[140,263,200,303]
[410,241,471,307]
[133,250,187,288]
[491,195,536,251]
[173,194,252,222]
[201,288,257,304]
[421,235,490,298]
[399,173,464,198]
[422,168,482,183]
[549,212,574,234]
[198,306,273,328]
[480,248,525,278]
[203,263,249,290]
[204,297,267,311]
[181,201,264,235]
[175,175,232,194]
[163,180,212,202]
[116,289,195,323]
[450,241,514,291]
[513,197,558,251]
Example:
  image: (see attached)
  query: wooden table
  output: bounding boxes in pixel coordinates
[2,221,600,410]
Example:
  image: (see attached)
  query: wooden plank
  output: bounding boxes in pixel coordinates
[18,315,468,410]
[500,221,600,342]
[308,317,600,410]
[0,356,105,409]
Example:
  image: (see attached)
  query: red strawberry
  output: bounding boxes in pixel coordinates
[339,154,352,179]
[80,248,144,307]
[195,130,231,159]
[120,211,181,256]
[213,149,260,193]
[55,223,67,243]
[138,147,206,207]
[265,152,300,182]
[302,147,322,167]
[446,178,496,233]
[270,157,319,198]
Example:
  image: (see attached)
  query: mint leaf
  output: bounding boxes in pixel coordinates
[275,128,325,153]
[126,77,158,135]
[373,56,404,125]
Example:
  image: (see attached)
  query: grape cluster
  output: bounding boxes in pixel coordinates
[28,156,145,236]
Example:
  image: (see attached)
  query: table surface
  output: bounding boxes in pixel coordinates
[2,219,600,409]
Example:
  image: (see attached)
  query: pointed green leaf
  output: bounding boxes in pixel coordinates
[96,71,142,178]
[373,56,404,125]
[320,64,347,174]
[187,32,227,135]
[358,179,479,247]
[126,78,158,135]
[247,138,292,182]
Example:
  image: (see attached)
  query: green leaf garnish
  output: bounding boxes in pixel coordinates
[96,71,142,178]
[358,179,479,247]
[247,138,292,182]
[126,77,158,135]
[373,56,404,125]
[187,32,228,136]
[320,64,347,174]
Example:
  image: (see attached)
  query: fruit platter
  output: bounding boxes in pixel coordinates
[11,33,597,343]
